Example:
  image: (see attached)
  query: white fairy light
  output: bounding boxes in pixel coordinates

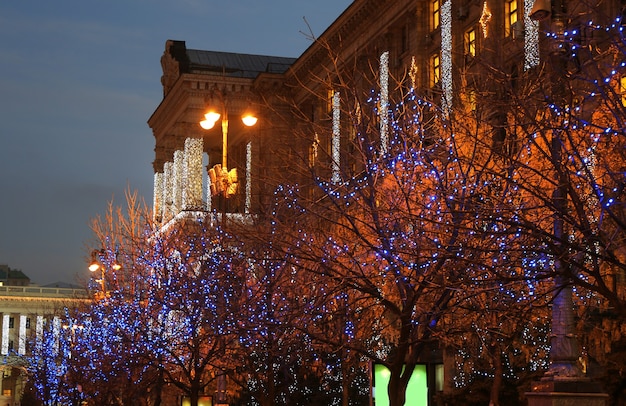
[1,314,9,355]
[163,161,173,222]
[524,0,540,70]
[245,141,252,213]
[332,90,341,184]
[442,0,453,112]
[153,172,163,222]
[379,51,389,154]
[182,137,204,211]
[172,150,183,214]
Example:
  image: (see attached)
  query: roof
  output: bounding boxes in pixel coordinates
[186,49,297,78]
[0,265,30,281]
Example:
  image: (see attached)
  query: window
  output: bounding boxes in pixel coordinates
[430,54,441,88]
[25,317,31,329]
[326,89,338,115]
[621,76,626,106]
[432,0,440,31]
[8,317,14,329]
[465,27,477,57]
[506,0,519,36]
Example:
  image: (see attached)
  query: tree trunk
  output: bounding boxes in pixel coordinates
[489,337,502,406]
[387,369,409,406]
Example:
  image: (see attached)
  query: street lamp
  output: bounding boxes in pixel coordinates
[200,94,257,200]
[88,249,121,296]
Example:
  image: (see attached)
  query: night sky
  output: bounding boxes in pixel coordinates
[0,0,352,286]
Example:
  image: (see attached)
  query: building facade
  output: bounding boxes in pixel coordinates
[148,1,626,403]
[150,0,624,223]
[0,270,87,406]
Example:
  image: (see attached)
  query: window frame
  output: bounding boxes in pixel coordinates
[430,54,441,88]
[431,0,441,31]
[465,26,477,57]
[506,0,519,36]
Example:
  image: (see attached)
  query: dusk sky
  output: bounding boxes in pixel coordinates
[0,1,352,286]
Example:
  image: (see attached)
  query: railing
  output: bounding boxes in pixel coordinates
[0,285,88,298]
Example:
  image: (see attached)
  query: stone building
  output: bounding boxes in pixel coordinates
[0,266,87,405]
[148,1,625,404]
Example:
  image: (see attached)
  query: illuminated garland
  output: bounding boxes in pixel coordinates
[332,91,341,183]
[524,0,540,69]
[379,51,389,154]
[162,161,173,222]
[18,314,26,355]
[172,150,183,214]
[479,1,492,38]
[245,141,252,213]
[1,314,8,355]
[441,0,453,112]
[182,137,204,211]
[153,172,163,221]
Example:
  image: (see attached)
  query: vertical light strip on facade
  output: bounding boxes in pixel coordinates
[379,51,390,154]
[183,137,204,211]
[524,0,540,70]
[52,316,60,354]
[441,0,453,112]
[332,91,341,183]
[172,150,184,214]
[153,172,163,221]
[1,314,9,355]
[162,161,173,222]
[19,314,26,355]
[245,141,252,213]
[36,315,44,344]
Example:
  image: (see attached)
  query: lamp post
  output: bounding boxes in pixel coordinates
[199,91,257,202]
[88,249,121,297]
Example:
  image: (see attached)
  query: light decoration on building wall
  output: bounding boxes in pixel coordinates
[409,56,418,89]
[153,172,163,221]
[1,314,8,355]
[19,314,26,355]
[206,166,212,213]
[52,316,60,355]
[182,137,204,211]
[479,2,492,38]
[441,0,453,112]
[245,141,252,213]
[162,161,173,222]
[172,150,183,214]
[524,0,540,69]
[332,91,341,184]
[36,315,44,343]
[379,51,390,154]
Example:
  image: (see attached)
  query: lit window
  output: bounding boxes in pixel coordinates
[620,76,626,106]
[465,27,477,57]
[430,54,441,88]
[506,0,518,36]
[432,0,440,31]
